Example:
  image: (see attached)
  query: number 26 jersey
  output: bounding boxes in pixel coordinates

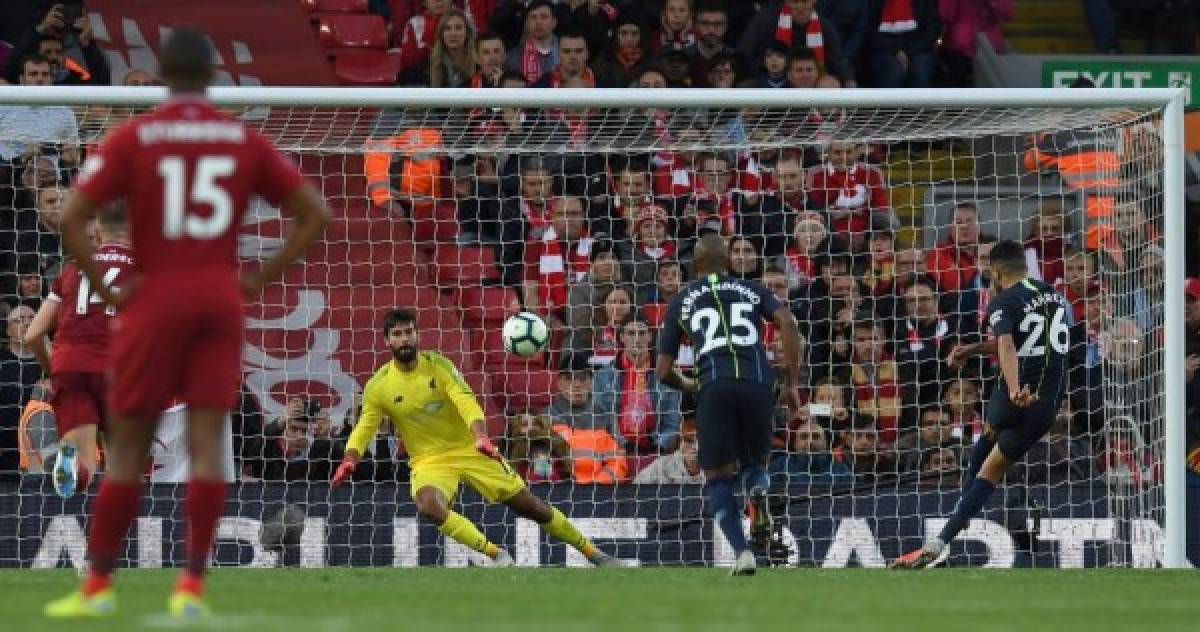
[658,273,783,391]
[986,277,1071,400]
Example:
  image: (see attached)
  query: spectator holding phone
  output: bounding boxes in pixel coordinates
[4,3,110,86]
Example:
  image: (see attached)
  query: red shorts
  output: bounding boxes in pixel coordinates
[51,371,107,435]
[109,272,244,418]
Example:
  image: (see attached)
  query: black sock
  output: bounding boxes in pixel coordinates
[937,477,997,544]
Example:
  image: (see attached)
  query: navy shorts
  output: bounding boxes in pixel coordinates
[986,389,1059,461]
[694,380,775,471]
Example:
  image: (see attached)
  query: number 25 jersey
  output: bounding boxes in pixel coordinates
[658,273,783,390]
[74,96,305,278]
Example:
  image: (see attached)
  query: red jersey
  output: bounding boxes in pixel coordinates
[74,96,305,279]
[48,243,135,374]
[807,163,890,235]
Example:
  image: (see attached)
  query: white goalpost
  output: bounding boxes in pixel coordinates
[0,85,1187,569]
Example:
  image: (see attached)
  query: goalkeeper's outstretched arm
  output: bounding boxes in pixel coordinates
[332,384,384,485]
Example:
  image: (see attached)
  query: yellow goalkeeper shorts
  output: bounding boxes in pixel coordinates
[410,453,525,504]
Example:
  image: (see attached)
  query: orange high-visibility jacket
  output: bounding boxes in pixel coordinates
[552,424,630,484]
[363,128,445,208]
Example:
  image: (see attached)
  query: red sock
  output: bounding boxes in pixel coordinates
[77,466,92,492]
[85,479,142,587]
[82,572,111,597]
[175,571,204,597]
[184,479,228,578]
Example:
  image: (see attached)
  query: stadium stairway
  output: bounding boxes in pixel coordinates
[1004,0,1139,54]
[887,148,976,247]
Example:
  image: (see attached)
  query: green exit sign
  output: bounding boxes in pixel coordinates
[1042,60,1198,108]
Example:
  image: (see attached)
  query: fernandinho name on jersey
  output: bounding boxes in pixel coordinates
[678,275,763,321]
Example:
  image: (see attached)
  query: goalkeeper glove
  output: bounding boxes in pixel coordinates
[331,454,358,487]
[474,430,503,462]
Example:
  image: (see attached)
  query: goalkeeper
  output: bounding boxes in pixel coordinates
[332,309,618,567]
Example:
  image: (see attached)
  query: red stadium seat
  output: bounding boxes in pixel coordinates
[317,14,388,55]
[333,50,403,86]
[495,369,556,413]
[411,201,459,243]
[431,244,500,288]
[471,329,545,369]
[303,0,369,14]
[458,286,518,327]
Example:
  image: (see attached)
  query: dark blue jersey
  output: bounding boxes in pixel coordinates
[986,278,1071,400]
[658,273,782,390]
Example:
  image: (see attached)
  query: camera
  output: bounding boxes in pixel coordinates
[60,1,85,29]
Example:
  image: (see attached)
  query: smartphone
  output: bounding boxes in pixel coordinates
[808,403,833,417]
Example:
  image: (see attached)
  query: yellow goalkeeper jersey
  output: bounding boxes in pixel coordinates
[346,351,485,467]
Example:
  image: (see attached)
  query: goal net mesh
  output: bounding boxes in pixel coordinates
[0,96,1170,569]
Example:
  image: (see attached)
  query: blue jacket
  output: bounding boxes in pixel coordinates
[594,358,682,451]
[768,451,854,485]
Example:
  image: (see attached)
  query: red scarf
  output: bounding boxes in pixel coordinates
[400,12,441,68]
[617,352,656,450]
[851,357,901,444]
[521,37,552,84]
[521,199,551,236]
[785,246,817,282]
[534,226,593,313]
[878,0,917,33]
[638,239,677,261]
[656,26,694,51]
[593,324,620,365]
[775,6,825,64]
[548,67,596,145]
[1025,236,1065,286]
[904,317,948,354]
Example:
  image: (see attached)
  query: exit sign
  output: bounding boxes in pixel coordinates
[1042,60,1198,108]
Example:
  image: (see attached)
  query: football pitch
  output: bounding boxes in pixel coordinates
[2,567,1196,631]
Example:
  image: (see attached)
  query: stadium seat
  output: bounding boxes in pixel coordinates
[302,0,369,14]
[457,286,518,327]
[317,14,388,56]
[470,329,545,369]
[333,50,403,86]
[495,369,556,413]
[431,244,500,288]
[411,201,459,243]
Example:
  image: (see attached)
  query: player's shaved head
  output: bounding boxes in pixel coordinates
[692,234,730,277]
[159,27,215,93]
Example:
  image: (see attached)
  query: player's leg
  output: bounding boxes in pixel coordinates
[49,372,106,498]
[893,398,1053,569]
[167,407,229,614]
[46,412,157,618]
[500,488,618,566]
[412,477,508,564]
[697,382,755,575]
[459,453,615,566]
[735,383,775,551]
[53,425,99,498]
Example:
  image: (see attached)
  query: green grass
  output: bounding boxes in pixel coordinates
[2,567,1197,631]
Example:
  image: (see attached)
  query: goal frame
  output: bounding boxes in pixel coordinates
[0,85,1187,569]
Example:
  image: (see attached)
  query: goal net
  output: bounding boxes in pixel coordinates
[0,87,1187,569]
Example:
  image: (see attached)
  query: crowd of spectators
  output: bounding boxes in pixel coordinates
[0,1,1195,494]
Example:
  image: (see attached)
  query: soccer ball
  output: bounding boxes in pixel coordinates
[501,312,548,356]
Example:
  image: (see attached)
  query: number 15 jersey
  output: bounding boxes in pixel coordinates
[986,277,1071,400]
[75,96,305,277]
[658,273,782,391]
